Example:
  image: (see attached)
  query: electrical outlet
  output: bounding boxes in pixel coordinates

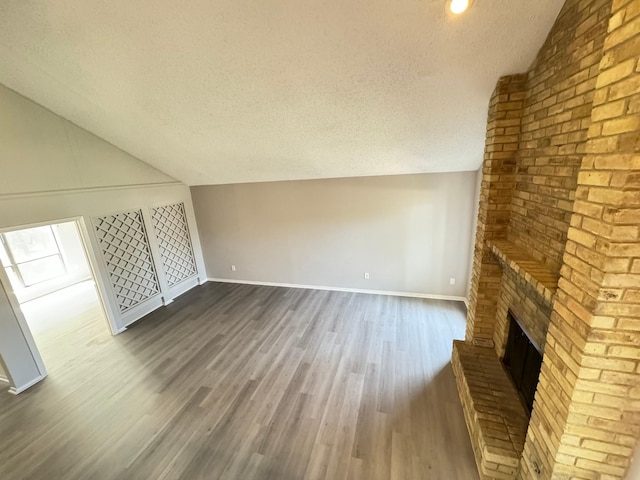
[450,277,456,285]
[231,265,236,272]
[364,272,370,280]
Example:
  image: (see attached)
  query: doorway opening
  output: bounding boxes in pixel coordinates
[0,220,113,383]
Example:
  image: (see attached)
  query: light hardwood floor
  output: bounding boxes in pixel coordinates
[0,282,478,480]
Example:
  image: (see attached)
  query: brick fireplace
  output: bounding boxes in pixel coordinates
[453,0,640,478]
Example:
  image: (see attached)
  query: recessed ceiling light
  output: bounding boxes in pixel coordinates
[450,0,471,14]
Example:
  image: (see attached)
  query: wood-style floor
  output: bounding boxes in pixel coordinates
[0,282,478,480]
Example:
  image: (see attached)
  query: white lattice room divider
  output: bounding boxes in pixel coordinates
[93,210,161,313]
[150,202,197,287]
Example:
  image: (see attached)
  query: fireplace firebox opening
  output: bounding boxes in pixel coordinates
[502,310,543,414]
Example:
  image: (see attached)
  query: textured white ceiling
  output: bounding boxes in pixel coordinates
[0,0,564,185]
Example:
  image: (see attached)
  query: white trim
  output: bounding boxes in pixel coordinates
[0,262,48,379]
[167,275,199,301]
[8,374,46,395]
[75,217,121,335]
[0,375,9,384]
[0,182,183,200]
[0,215,84,234]
[121,295,165,328]
[208,278,467,303]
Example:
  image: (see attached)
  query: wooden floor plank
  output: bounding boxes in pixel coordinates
[0,281,478,480]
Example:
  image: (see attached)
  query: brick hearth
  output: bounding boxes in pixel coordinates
[455,0,640,478]
[453,341,529,479]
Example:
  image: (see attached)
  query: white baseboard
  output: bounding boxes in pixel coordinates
[168,276,200,300]
[8,374,46,395]
[208,278,467,303]
[118,279,201,333]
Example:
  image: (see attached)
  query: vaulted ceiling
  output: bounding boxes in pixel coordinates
[0,0,564,185]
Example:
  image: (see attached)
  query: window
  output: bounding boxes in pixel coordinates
[0,226,67,287]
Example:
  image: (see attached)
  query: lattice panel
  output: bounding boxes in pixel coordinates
[151,203,197,287]
[94,210,160,313]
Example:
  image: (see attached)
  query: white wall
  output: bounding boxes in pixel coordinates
[0,83,175,195]
[467,166,483,297]
[0,281,42,391]
[0,184,206,323]
[0,82,206,393]
[0,357,7,382]
[192,171,477,299]
[56,221,92,286]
